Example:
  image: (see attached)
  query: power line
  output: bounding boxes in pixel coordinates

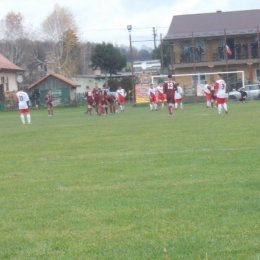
[81,26,168,32]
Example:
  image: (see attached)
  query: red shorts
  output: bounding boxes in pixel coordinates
[166,97,175,104]
[216,97,226,104]
[175,98,182,103]
[205,92,211,100]
[118,96,125,104]
[150,96,157,103]
[95,97,102,105]
[87,99,94,106]
[20,108,30,114]
[157,92,165,101]
[47,102,53,108]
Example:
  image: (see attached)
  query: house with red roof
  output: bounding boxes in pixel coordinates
[0,53,24,108]
[28,73,81,107]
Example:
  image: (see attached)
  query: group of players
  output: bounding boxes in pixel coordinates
[147,82,184,112]
[162,73,228,117]
[203,74,228,114]
[84,83,127,115]
[15,73,228,124]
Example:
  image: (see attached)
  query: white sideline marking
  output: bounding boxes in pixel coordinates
[28,146,260,162]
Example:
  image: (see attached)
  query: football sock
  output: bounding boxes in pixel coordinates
[218,104,222,114]
[21,114,25,124]
[27,114,31,123]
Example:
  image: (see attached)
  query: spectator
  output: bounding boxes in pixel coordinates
[235,41,241,59]
[238,87,247,102]
[242,43,248,59]
[218,45,224,60]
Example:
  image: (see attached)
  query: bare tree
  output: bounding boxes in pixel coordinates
[41,4,80,76]
[0,12,31,66]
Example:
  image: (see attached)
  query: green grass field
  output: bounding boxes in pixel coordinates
[1,101,260,260]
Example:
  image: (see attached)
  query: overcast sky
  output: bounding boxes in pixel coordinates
[0,0,259,49]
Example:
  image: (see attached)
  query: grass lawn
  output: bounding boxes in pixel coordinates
[0,101,260,260]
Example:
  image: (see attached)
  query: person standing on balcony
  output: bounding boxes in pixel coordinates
[235,41,241,59]
[242,43,248,59]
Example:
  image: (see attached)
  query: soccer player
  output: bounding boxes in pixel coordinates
[215,74,228,114]
[203,81,211,108]
[156,83,165,109]
[147,84,157,111]
[105,93,117,114]
[174,83,183,110]
[44,91,54,116]
[102,85,108,114]
[84,86,94,115]
[210,80,216,108]
[163,74,177,117]
[116,86,127,112]
[92,83,103,115]
[16,87,32,124]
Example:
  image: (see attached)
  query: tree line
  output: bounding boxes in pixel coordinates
[0,4,170,86]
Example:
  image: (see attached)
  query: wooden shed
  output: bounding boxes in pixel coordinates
[28,73,81,107]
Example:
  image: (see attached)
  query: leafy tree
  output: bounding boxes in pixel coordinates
[151,42,171,69]
[90,42,126,77]
[138,49,151,61]
[107,79,119,91]
[120,76,132,93]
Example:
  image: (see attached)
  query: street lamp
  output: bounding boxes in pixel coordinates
[127,25,135,105]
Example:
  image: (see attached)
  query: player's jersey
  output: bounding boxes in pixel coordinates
[84,90,94,101]
[156,86,164,94]
[215,79,226,98]
[210,84,215,97]
[16,91,29,109]
[102,89,107,97]
[92,88,102,98]
[175,86,183,99]
[116,89,126,98]
[163,80,176,98]
[204,84,210,94]
[44,94,52,104]
[147,87,156,98]
[106,94,116,102]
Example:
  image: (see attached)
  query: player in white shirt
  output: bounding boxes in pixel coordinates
[174,84,183,110]
[215,73,228,114]
[203,81,211,108]
[156,84,165,109]
[116,87,127,111]
[16,87,32,124]
[147,84,158,110]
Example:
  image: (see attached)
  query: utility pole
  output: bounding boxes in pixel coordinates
[152,27,157,50]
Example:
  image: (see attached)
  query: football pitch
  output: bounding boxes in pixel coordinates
[1,101,260,260]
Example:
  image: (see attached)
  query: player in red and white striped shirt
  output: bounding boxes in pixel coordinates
[215,74,228,114]
[147,84,157,111]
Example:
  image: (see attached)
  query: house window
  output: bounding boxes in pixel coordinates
[256,69,260,82]
[191,73,206,85]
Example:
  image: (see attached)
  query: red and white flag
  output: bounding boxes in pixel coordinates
[226,45,232,55]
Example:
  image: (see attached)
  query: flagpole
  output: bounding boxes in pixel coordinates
[224,29,230,94]
[192,31,196,73]
[258,26,260,83]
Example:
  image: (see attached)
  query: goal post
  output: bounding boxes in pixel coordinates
[153,71,245,95]
[134,71,245,104]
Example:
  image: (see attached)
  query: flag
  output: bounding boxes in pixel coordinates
[226,45,232,55]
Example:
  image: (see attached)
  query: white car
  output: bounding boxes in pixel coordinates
[228,84,260,100]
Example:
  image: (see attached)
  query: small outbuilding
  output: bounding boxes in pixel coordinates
[28,73,81,107]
